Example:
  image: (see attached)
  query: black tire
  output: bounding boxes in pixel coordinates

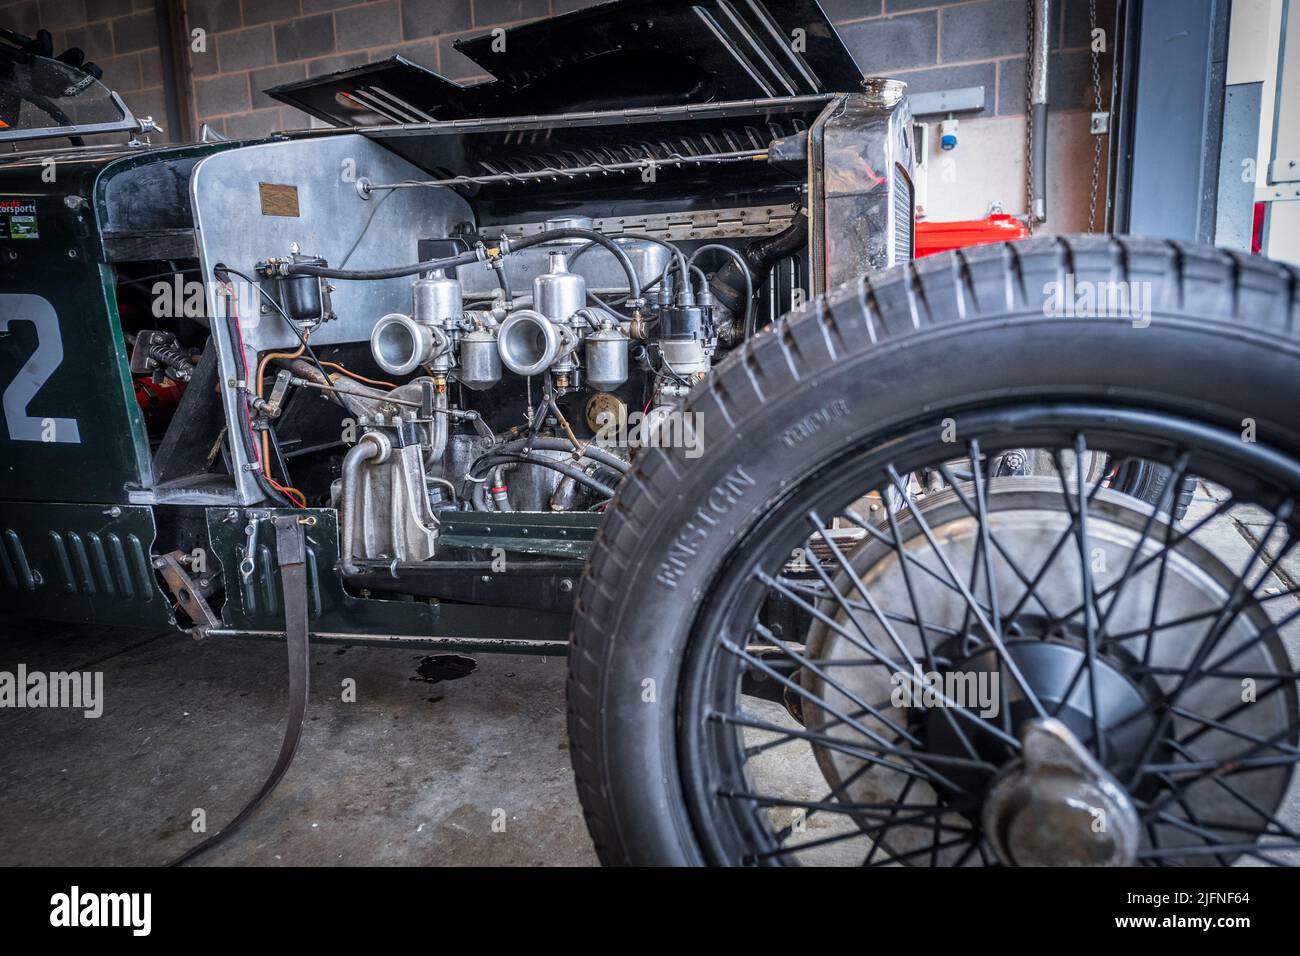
[565,235,1300,866]
[1111,458,1197,521]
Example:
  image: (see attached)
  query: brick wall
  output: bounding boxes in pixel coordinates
[188,0,1114,136]
[1,0,1115,142]
[182,0,627,139]
[833,0,1115,118]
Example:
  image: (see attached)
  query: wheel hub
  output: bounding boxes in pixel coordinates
[924,635,1159,797]
[982,718,1140,866]
[797,478,1293,864]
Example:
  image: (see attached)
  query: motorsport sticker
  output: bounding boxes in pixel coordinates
[0,198,38,239]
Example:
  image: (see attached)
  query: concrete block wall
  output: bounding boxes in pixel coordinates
[182,0,585,140]
[0,0,1116,230]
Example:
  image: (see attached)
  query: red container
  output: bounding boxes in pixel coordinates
[915,213,1030,258]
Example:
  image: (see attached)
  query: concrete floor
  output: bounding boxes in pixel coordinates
[1,482,1297,867]
[0,623,597,865]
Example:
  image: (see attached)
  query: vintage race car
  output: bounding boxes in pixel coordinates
[1,0,1298,867]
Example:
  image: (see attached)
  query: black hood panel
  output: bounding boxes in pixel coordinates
[268,0,862,126]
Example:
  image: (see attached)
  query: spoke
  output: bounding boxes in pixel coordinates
[752,806,975,862]
[884,503,983,762]
[782,523,1017,752]
[1152,809,1294,838]
[1050,495,1239,627]
[883,467,1049,720]
[743,702,878,759]
[839,509,993,617]
[864,775,919,866]
[1114,675,1299,793]
[778,576,966,643]
[969,439,1004,649]
[758,747,894,843]
[1095,452,1188,659]
[863,834,975,867]
[1168,705,1300,757]
[725,707,997,774]
[950,835,983,868]
[1148,804,1231,866]
[956,447,1013,738]
[1133,665,1298,680]
[1140,752,1298,777]
[1108,647,1300,743]
[721,789,977,830]
[1045,439,1106,758]
[885,502,941,670]
[719,639,976,795]
[1161,739,1300,841]
[718,641,941,786]
[1101,585,1300,648]
[1142,478,1186,666]
[1002,455,1111,622]
[758,567,900,667]
[1125,505,1295,788]
[937,462,1061,619]
[1198,598,1300,684]
[748,618,926,751]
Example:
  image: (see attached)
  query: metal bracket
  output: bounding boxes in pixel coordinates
[1090,111,1110,135]
[239,511,271,582]
[1269,157,1300,184]
[907,86,986,117]
[153,550,220,637]
[1259,184,1300,202]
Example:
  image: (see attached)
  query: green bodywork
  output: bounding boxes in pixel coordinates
[0,501,172,628]
[438,511,598,559]
[0,149,156,504]
[207,508,572,641]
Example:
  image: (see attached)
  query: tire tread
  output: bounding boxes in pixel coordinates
[566,236,1300,865]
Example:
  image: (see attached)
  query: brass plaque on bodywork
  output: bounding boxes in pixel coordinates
[258,182,300,217]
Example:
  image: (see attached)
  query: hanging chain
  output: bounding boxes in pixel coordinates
[1088,0,1105,232]
[1024,0,1036,235]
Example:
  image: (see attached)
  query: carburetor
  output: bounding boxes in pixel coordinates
[370,268,464,377]
[371,249,630,395]
[496,251,629,391]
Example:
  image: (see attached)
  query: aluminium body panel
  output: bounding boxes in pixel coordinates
[188,134,475,503]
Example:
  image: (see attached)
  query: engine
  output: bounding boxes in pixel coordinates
[246,213,798,571]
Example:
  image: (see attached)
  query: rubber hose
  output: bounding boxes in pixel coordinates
[471,452,617,499]
[493,436,630,473]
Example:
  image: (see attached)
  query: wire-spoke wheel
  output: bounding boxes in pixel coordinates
[566,236,1300,866]
[680,412,1299,866]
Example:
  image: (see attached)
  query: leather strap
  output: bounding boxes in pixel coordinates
[170,514,311,865]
